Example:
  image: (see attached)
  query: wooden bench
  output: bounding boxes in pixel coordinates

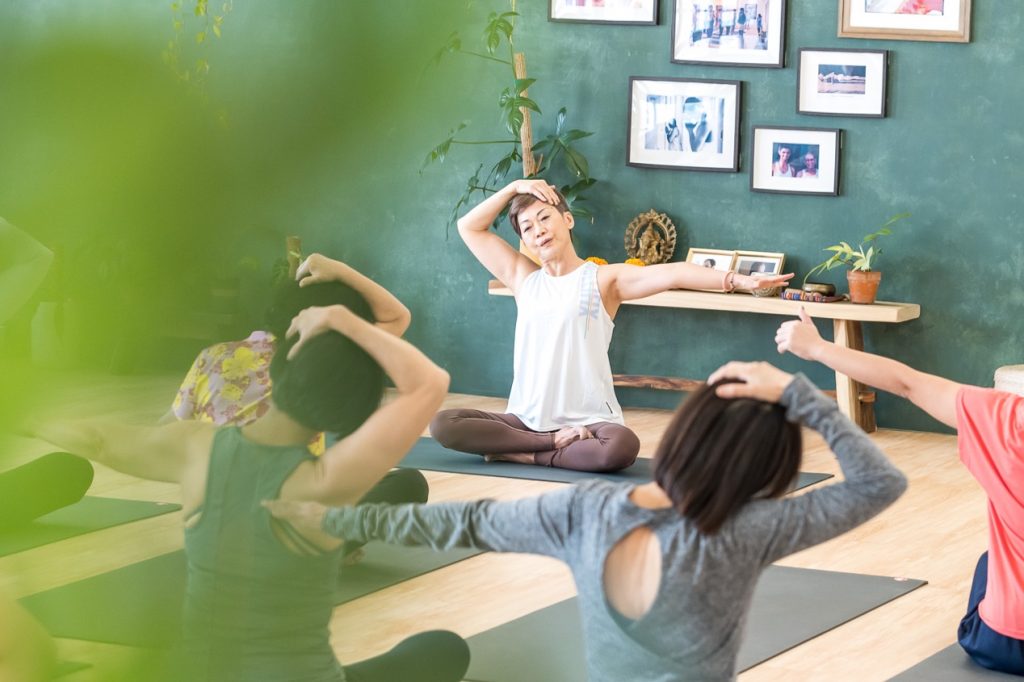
[488,281,921,432]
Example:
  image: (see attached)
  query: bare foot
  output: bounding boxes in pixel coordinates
[484,452,536,465]
[552,425,594,449]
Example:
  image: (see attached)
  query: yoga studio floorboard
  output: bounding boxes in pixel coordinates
[2,372,985,681]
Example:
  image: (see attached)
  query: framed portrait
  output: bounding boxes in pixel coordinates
[838,0,970,43]
[672,0,786,67]
[734,250,786,293]
[798,48,888,118]
[549,0,659,24]
[685,247,736,272]
[627,77,741,172]
[750,126,841,196]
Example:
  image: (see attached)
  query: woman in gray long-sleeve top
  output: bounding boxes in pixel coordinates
[265,361,907,682]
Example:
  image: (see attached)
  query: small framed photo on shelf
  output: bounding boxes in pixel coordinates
[550,0,658,25]
[734,250,787,294]
[798,48,888,118]
[838,0,970,43]
[685,247,736,272]
[672,0,786,67]
[750,126,842,196]
[627,77,741,172]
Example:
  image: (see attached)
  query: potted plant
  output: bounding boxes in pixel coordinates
[804,213,909,304]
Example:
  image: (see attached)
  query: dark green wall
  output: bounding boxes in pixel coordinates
[2,2,1019,432]
[352,0,1020,433]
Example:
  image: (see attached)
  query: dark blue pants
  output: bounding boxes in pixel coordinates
[957,552,1024,675]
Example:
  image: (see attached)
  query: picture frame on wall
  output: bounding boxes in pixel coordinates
[750,126,842,196]
[549,0,659,25]
[685,247,736,272]
[672,0,786,68]
[627,77,741,172]
[798,48,888,118]
[838,0,971,43]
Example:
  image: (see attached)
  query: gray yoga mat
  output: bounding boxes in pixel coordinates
[463,566,927,681]
[890,644,1022,680]
[399,437,832,491]
[21,542,481,648]
[0,496,181,557]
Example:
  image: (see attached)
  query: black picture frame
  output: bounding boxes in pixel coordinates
[749,125,842,196]
[797,48,888,118]
[671,0,786,68]
[549,0,659,25]
[627,76,742,173]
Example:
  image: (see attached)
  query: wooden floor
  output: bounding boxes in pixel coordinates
[0,372,988,681]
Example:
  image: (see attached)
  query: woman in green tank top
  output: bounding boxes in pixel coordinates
[35,281,469,682]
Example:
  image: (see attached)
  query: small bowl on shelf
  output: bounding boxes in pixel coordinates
[751,286,780,298]
[802,281,836,296]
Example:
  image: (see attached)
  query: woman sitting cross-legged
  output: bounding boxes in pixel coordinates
[31,293,469,682]
[266,361,907,682]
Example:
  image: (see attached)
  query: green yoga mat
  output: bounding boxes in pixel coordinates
[54,660,91,678]
[0,497,181,557]
[399,437,833,491]
[21,542,481,648]
[890,644,1022,680]
[463,566,927,681]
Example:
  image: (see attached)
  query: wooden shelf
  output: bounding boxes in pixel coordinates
[487,280,920,324]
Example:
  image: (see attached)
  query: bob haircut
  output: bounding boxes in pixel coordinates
[508,188,571,237]
[268,282,384,437]
[263,280,373,340]
[653,381,801,534]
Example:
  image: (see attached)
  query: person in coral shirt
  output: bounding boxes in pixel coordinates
[776,309,1024,675]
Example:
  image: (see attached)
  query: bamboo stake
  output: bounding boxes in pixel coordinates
[513,52,540,264]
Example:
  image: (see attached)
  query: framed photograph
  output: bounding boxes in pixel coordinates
[734,250,786,292]
[550,0,658,24]
[798,48,888,117]
[627,77,741,172]
[838,0,970,43]
[750,126,841,196]
[685,247,736,272]
[672,0,786,67]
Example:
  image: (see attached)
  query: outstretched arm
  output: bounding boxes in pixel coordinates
[456,180,546,293]
[295,254,411,337]
[602,261,793,310]
[265,483,581,561]
[776,308,961,428]
[30,418,215,484]
[281,305,449,506]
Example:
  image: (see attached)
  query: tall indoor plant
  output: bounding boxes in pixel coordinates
[423,1,597,239]
[804,213,909,304]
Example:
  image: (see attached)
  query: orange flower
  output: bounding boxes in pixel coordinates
[624,258,646,266]
[585,256,608,265]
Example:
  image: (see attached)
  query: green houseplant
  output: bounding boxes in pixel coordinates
[804,213,909,304]
[423,1,597,239]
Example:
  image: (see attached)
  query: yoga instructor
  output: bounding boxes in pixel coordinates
[430,179,793,472]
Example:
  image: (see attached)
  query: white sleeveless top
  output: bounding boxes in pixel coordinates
[506,261,624,430]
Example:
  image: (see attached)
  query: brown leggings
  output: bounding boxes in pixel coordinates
[429,408,640,473]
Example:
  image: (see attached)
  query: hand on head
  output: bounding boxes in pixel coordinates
[775,307,824,360]
[286,305,354,360]
[295,253,350,288]
[707,361,794,403]
[511,179,560,205]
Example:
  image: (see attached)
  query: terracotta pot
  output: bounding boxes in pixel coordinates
[847,270,882,304]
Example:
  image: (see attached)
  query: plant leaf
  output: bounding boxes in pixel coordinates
[555,107,567,136]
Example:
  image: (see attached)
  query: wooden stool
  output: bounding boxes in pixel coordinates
[994,365,1024,396]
